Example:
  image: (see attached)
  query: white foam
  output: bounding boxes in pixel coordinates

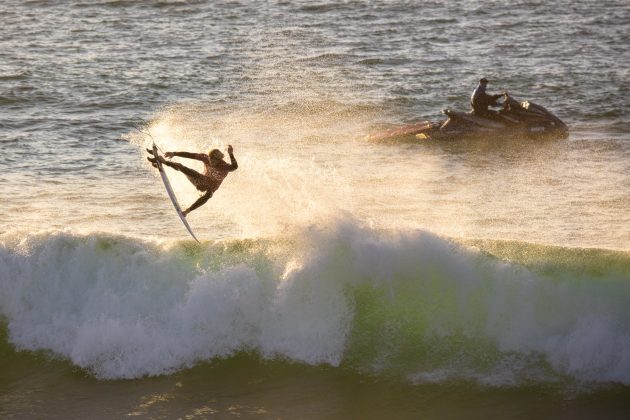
[1,224,630,384]
[0,229,353,378]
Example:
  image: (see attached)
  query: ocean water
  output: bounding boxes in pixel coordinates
[1,0,630,418]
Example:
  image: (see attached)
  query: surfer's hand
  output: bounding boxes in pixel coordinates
[164,152,174,158]
[227,145,233,154]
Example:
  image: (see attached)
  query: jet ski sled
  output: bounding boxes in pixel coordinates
[364,121,437,142]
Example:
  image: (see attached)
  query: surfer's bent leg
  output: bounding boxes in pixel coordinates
[161,161,204,181]
[183,190,213,216]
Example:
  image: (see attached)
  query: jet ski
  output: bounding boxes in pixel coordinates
[366,93,568,142]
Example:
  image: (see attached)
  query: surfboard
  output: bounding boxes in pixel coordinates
[151,142,200,243]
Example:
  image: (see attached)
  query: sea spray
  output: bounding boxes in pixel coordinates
[1,223,629,385]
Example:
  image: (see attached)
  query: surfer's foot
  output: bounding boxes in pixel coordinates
[147,156,158,167]
[182,209,188,217]
[148,155,165,163]
[146,148,155,155]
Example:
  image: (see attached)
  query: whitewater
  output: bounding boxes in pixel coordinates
[2,222,629,384]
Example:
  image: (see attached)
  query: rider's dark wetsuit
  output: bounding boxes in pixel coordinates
[156,150,237,215]
[471,81,503,117]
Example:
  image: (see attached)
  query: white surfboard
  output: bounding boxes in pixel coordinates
[152,142,200,243]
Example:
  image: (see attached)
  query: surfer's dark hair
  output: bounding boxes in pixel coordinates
[209,149,223,160]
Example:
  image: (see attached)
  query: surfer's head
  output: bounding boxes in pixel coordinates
[479,77,489,85]
[209,149,224,161]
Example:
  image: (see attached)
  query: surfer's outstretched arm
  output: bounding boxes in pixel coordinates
[165,151,207,162]
[227,145,238,171]
[183,190,213,216]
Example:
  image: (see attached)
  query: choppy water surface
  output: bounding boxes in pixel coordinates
[1,1,630,418]
[2,0,629,247]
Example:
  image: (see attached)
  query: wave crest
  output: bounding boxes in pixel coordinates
[1,224,629,385]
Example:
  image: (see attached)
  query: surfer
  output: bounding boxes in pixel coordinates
[147,145,238,216]
[471,78,504,117]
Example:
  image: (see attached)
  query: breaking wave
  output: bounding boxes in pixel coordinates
[1,221,629,385]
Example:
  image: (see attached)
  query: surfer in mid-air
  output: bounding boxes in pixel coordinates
[147,145,238,216]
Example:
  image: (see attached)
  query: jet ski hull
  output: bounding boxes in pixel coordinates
[367,95,568,142]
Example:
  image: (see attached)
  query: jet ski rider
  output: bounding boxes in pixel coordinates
[471,78,504,118]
